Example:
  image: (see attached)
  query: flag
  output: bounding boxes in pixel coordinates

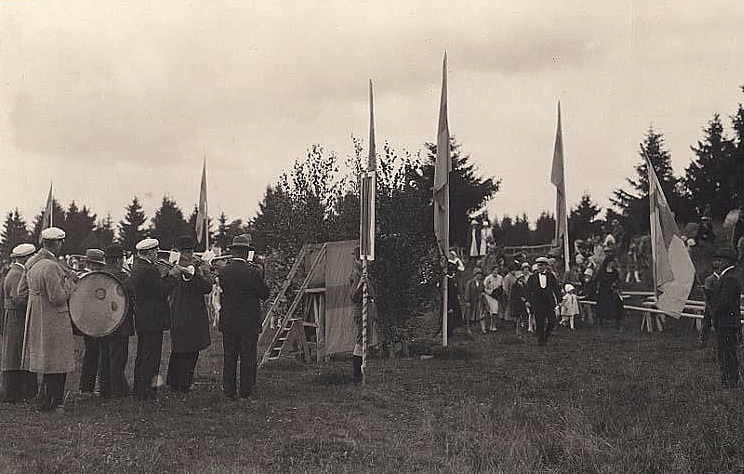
[39,182,53,243]
[360,80,376,261]
[550,102,570,271]
[196,159,208,246]
[433,53,450,257]
[646,149,695,317]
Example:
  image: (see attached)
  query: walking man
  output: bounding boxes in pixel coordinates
[710,248,742,388]
[526,256,561,346]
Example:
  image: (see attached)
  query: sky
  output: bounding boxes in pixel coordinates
[2,1,744,230]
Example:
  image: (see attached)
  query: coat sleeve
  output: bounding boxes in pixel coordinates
[716,277,742,323]
[44,264,73,307]
[191,271,213,295]
[9,271,27,306]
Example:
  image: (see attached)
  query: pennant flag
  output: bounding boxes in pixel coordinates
[646,148,695,317]
[360,80,376,261]
[39,182,53,243]
[550,102,570,271]
[433,53,450,257]
[196,159,208,246]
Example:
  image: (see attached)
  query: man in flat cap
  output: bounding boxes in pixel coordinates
[20,227,77,412]
[526,256,561,346]
[129,238,179,401]
[0,243,38,402]
[709,248,742,388]
[166,235,212,394]
[78,248,106,396]
[218,234,269,399]
[98,245,135,398]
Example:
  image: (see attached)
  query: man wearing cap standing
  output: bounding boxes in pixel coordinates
[526,257,562,346]
[0,243,38,402]
[218,234,269,399]
[20,227,77,412]
[129,238,179,401]
[78,248,106,395]
[99,245,135,398]
[166,235,212,394]
[710,248,742,388]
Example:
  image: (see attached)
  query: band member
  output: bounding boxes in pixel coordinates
[166,235,212,394]
[20,227,77,412]
[0,243,38,402]
[710,248,742,389]
[526,256,561,346]
[99,245,134,398]
[129,238,178,401]
[78,248,105,395]
[218,234,269,399]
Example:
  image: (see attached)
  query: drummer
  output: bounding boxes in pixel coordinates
[78,249,105,396]
[98,245,135,398]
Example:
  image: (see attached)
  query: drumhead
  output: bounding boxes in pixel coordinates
[69,271,129,337]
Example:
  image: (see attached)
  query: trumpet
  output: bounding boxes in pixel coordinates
[154,259,196,279]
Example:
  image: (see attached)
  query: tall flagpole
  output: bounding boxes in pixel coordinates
[204,157,209,250]
[433,53,450,347]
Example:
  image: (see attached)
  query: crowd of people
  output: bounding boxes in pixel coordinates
[0,228,270,412]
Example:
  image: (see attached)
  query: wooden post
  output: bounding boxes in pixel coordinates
[362,258,369,384]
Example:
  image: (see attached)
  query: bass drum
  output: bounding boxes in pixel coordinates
[69,271,129,337]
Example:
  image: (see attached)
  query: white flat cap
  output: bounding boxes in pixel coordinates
[136,238,159,251]
[11,243,35,257]
[40,227,66,241]
[535,256,549,264]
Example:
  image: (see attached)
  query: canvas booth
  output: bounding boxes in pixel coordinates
[259,240,378,366]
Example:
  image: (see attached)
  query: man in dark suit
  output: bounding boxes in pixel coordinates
[526,256,562,346]
[710,248,742,389]
[218,234,269,399]
[129,238,178,401]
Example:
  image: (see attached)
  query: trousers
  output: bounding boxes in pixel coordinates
[39,373,66,411]
[79,335,100,392]
[716,328,740,388]
[99,336,130,398]
[134,331,163,400]
[535,309,556,344]
[222,333,258,398]
[166,351,199,393]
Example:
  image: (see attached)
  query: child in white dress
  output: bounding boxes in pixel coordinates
[559,283,580,330]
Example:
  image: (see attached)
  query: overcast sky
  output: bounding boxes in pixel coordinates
[2,1,744,230]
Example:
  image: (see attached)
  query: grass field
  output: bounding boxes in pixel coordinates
[1,313,743,474]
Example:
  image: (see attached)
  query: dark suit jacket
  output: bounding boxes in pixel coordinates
[526,272,561,316]
[129,257,176,333]
[712,267,742,329]
[218,259,270,337]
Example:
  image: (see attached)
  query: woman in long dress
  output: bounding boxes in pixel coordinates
[596,253,624,329]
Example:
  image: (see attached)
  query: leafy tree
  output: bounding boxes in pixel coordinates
[30,199,65,244]
[1,209,30,261]
[611,126,684,233]
[532,212,555,245]
[149,196,189,250]
[684,114,737,220]
[118,197,147,252]
[568,193,602,241]
[423,138,500,247]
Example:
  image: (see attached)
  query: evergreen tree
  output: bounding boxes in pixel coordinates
[118,197,147,252]
[30,199,66,244]
[568,193,602,241]
[215,212,230,252]
[727,86,744,208]
[532,212,556,245]
[149,196,189,250]
[187,205,214,251]
[1,209,30,261]
[63,201,97,254]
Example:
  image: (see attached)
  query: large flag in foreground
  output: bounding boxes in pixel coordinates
[39,182,53,243]
[550,102,569,271]
[646,149,695,317]
[433,53,450,257]
[196,159,208,246]
[360,80,376,261]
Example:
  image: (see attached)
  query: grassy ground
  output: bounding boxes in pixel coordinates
[1,314,743,474]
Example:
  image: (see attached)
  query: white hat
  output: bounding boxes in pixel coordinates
[564,283,575,293]
[40,227,66,241]
[535,256,549,264]
[136,238,159,251]
[531,263,539,271]
[11,243,35,258]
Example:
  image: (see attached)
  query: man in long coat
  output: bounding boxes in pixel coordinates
[0,243,38,402]
[99,245,135,398]
[129,238,178,401]
[526,256,562,346]
[710,248,742,388]
[218,234,269,399]
[166,235,212,394]
[20,227,77,412]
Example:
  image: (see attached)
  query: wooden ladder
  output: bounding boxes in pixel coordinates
[259,244,327,366]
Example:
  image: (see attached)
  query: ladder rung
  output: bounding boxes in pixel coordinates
[278,337,288,342]
[302,322,317,327]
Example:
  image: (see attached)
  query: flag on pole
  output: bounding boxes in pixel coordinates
[550,102,570,271]
[196,159,208,247]
[645,148,695,317]
[39,182,53,243]
[360,80,376,261]
[433,53,450,257]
